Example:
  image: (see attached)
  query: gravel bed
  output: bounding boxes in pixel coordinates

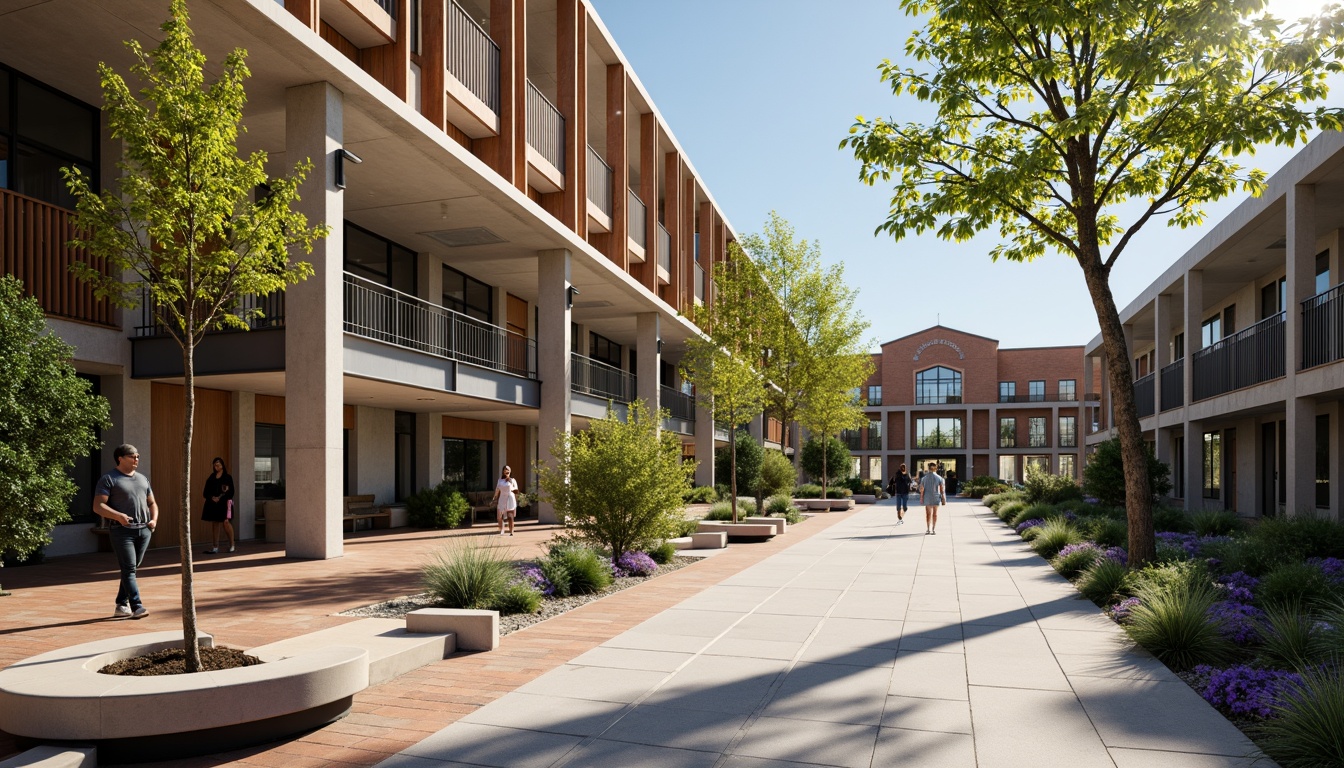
[339,556,699,636]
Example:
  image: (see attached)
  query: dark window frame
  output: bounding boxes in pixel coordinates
[1028,416,1047,448]
[1027,380,1045,402]
[999,381,1015,403]
[0,63,100,209]
[344,221,418,295]
[915,366,963,405]
[442,263,492,322]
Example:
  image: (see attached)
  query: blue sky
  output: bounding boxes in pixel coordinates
[589,0,1339,350]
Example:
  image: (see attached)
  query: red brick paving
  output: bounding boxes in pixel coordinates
[0,511,854,766]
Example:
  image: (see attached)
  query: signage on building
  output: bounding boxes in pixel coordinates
[913,338,965,361]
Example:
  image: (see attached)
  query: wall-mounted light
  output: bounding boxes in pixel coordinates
[656,338,663,354]
[335,148,363,190]
[567,285,580,309]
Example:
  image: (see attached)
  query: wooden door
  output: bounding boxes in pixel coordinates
[150,383,233,547]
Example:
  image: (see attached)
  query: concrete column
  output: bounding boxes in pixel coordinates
[102,375,152,477]
[1286,397,1316,518]
[988,405,998,480]
[636,312,660,417]
[537,249,572,523]
[1186,419,1205,512]
[417,252,440,303]
[494,421,509,477]
[415,413,443,491]
[1185,269,1204,408]
[355,407,395,503]
[1155,293,1175,414]
[694,400,715,487]
[1287,184,1315,377]
[525,424,538,494]
[231,392,256,540]
[748,413,764,442]
[283,81,344,559]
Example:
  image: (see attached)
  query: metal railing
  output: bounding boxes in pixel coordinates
[658,223,671,274]
[997,393,1082,403]
[660,386,695,422]
[136,285,285,338]
[344,272,536,378]
[1160,359,1184,411]
[525,80,564,173]
[694,263,706,302]
[586,145,612,217]
[1134,372,1156,419]
[841,432,862,451]
[1,188,115,328]
[446,0,499,113]
[1192,311,1284,401]
[628,190,646,248]
[373,0,396,18]
[1302,283,1344,369]
[571,353,635,402]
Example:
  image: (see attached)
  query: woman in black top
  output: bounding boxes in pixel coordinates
[202,456,235,554]
[892,463,912,525]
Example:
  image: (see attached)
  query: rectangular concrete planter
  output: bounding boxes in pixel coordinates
[743,516,787,534]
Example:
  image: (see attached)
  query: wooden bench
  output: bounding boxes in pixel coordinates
[342,495,391,533]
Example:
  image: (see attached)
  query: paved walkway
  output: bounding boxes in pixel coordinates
[0,500,1267,767]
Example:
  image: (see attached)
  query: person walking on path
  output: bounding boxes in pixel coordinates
[492,465,519,536]
[93,444,158,618]
[918,460,945,535]
[891,463,912,525]
[202,456,235,555]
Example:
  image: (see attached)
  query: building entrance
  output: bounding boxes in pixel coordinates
[913,456,963,495]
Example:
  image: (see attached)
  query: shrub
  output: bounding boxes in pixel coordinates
[1053,542,1103,580]
[1030,518,1083,559]
[538,401,693,557]
[1258,561,1339,610]
[517,565,555,596]
[1190,509,1243,537]
[682,485,718,504]
[843,477,883,495]
[1080,517,1128,549]
[1011,503,1056,527]
[794,483,824,499]
[1023,466,1084,505]
[1081,437,1172,507]
[1256,602,1343,671]
[1257,666,1344,768]
[716,431,763,497]
[704,501,741,521]
[1250,515,1344,562]
[961,475,1009,498]
[549,546,613,595]
[423,542,514,609]
[1125,580,1234,671]
[985,490,1025,511]
[673,518,699,538]
[800,437,852,487]
[1130,559,1209,597]
[491,583,543,615]
[406,480,470,529]
[537,555,573,598]
[1201,536,1288,578]
[734,497,759,516]
[1152,506,1193,533]
[995,500,1027,523]
[1079,558,1131,605]
[758,450,796,498]
[781,507,805,524]
[647,540,677,565]
[765,493,794,516]
[614,550,659,577]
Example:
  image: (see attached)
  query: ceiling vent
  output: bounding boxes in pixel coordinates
[421,227,506,247]
[1266,237,1286,250]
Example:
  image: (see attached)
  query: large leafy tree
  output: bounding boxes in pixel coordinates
[0,277,110,594]
[843,0,1344,566]
[66,0,326,670]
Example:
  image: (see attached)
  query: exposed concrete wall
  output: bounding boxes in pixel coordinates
[355,406,395,504]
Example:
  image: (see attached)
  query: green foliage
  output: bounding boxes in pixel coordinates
[1078,559,1132,606]
[716,432,763,499]
[673,518,699,538]
[1258,562,1340,610]
[794,483,823,498]
[1256,602,1344,672]
[539,401,693,557]
[758,450,796,499]
[1256,666,1344,767]
[734,497,759,516]
[422,542,514,609]
[704,502,742,522]
[1053,545,1103,580]
[1082,439,1173,508]
[1126,580,1234,671]
[647,541,678,565]
[1011,503,1056,527]
[682,485,718,504]
[1152,506,1193,534]
[0,277,109,566]
[537,555,573,598]
[1030,519,1083,559]
[1079,517,1128,549]
[1129,559,1210,598]
[491,583,543,615]
[1198,536,1286,578]
[406,480,469,529]
[1023,466,1083,505]
[984,490,1025,510]
[962,475,1009,498]
[1249,515,1344,561]
[1190,509,1243,537]
[995,500,1027,523]
[765,494,795,517]
[547,546,612,595]
[800,438,852,486]
[781,508,805,524]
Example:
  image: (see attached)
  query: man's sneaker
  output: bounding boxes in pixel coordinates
[132,606,149,618]
[204,547,218,555]
[897,519,904,526]
[113,604,132,618]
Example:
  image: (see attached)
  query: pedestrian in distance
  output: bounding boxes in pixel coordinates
[492,465,519,536]
[93,444,158,618]
[202,456,235,554]
[918,460,946,535]
[891,463,913,525]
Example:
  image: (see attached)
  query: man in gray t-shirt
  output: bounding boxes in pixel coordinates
[93,444,158,618]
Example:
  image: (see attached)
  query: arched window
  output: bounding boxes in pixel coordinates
[915,366,962,404]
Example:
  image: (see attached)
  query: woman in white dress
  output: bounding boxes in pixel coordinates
[492,465,519,536]
[918,460,946,535]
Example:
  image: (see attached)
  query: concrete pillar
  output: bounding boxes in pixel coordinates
[283,81,344,559]
[415,412,443,491]
[1185,269,1204,408]
[494,421,509,478]
[231,392,256,540]
[748,413,764,442]
[418,251,440,303]
[537,249,572,523]
[1286,397,1316,518]
[1155,293,1175,414]
[636,312,660,418]
[1186,419,1205,512]
[988,405,998,480]
[1287,184,1315,377]
[354,407,395,503]
[102,375,152,477]
[694,400,715,487]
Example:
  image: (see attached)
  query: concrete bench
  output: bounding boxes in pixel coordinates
[250,618,454,686]
[852,494,877,505]
[671,532,729,550]
[696,520,777,539]
[743,516,787,534]
[406,608,499,651]
[0,746,94,768]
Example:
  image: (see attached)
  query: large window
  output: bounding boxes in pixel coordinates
[1058,379,1076,401]
[998,455,1017,483]
[1058,416,1077,448]
[1025,455,1051,475]
[0,65,99,209]
[916,417,962,448]
[442,265,492,323]
[1028,417,1046,448]
[867,419,883,450]
[1201,315,1222,348]
[1058,454,1076,479]
[915,366,962,404]
[345,222,416,294]
[1317,251,1331,296]
[589,332,622,368]
[443,438,493,492]
[999,381,1016,403]
[1028,380,1045,402]
[867,385,883,406]
[1203,431,1221,499]
[999,417,1016,448]
[255,424,286,500]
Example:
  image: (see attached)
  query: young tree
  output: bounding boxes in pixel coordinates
[843,0,1344,565]
[797,366,871,500]
[537,401,694,560]
[0,277,110,594]
[66,0,326,671]
[800,437,853,492]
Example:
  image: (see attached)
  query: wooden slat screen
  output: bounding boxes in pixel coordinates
[1,187,115,327]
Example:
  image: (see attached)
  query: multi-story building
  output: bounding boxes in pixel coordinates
[0,0,791,559]
[1085,130,1344,520]
[843,326,1091,489]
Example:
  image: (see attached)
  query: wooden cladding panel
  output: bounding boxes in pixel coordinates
[320,21,361,63]
[1,188,115,327]
[285,0,319,32]
[506,293,528,336]
[443,415,494,441]
[150,383,233,547]
[254,394,355,429]
[507,423,526,489]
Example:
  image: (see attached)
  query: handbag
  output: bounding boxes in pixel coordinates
[226,500,233,520]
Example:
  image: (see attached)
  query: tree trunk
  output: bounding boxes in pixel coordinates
[729,424,738,523]
[181,341,201,672]
[821,439,829,501]
[1076,247,1156,566]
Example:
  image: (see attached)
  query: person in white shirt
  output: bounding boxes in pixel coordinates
[492,465,519,536]
[918,460,946,535]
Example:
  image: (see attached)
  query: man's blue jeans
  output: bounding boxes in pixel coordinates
[110,525,152,609]
[896,493,909,513]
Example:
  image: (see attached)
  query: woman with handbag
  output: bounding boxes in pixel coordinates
[202,456,236,554]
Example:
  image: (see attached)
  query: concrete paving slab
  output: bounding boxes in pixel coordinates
[761,663,891,726]
[889,651,968,700]
[675,585,779,612]
[555,739,719,768]
[601,632,715,654]
[566,646,694,672]
[756,589,845,617]
[633,608,745,638]
[796,643,897,668]
[722,613,822,643]
[703,637,805,661]
[459,692,627,736]
[873,726,977,766]
[1107,747,1265,767]
[400,722,584,768]
[1053,651,1179,682]
[828,590,909,621]
[881,694,973,734]
[963,623,1071,691]
[1070,676,1267,756]
[514,664,667,703]
[734,716,879,768]
[810,617,903,649]
[598,703,749,753]
[969,685,1111,767]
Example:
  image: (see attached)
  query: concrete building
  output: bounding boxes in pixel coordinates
[845,326,1092,490]
[0,0,793,558]
[1085,130,1344,521]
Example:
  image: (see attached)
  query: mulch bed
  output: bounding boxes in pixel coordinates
[100,646,263,676]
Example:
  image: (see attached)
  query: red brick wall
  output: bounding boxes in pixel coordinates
[997,347,1087,398]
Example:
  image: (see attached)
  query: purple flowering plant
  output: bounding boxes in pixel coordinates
[1308,557,1344,585]
[1015,518,1045,534]
[1208,600,1264,646]
[518,565,555,596]
[1192,664,1304,719]
[1109,597,1141,623]
[1103,546,1128,566]
[1057,542,1100,559]
[613,551,658,578]
[1213,571,1259,604]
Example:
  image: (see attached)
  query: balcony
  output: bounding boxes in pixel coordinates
[1302,283,1344,369]
[134,289,285,337]
[525,80,564,191]
[1160,359,1184,411]
[997,393,1081,403]
[322,0,395,49]
[571,353,635,403]
[660,386,695,424]
[627,190,647,261]
[344,272,536,378]
[586,145,613,232]
[1134,372,1156,419]
[694,263,706,305]
[0,188,114,328]
[443,0,501,137]
[1192,311,1284,401]
[657,223,671,283]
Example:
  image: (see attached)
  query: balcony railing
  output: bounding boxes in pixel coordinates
[658,223,671,274]
[135,287,285,338]
[660,385,695,422]
[571,353,635,403]
[628,190,646,248]
[344,272,536,378]
[586,145,612,217]
[1192,311,1284,401]
[1302,283,1344,369]
[997,393,1081,403]
[841,432,862,451]
[1,188,115,327]
[1134,372,1156,419]
[1160,359,1184,411]
[525,80,564,173]
[694,263,706,302]
[446,0,499,114]
[373,0,396,18]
